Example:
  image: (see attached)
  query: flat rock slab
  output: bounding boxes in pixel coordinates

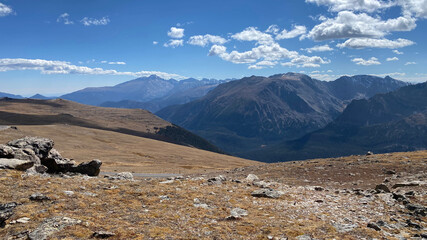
[0,158,34,171]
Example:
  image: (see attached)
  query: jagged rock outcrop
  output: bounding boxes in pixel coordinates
[0,137,102,176]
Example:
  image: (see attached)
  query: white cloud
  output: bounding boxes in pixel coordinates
[0,58,183,79]
[305,0,394,12]
[276,25,307,40]
[281,55,331,68]
[352,57,381,65]
[327,69,333,72]
[0,3,12,17]
[337,38,415,48]
[304,44,333,53]
[167,27,184,38]
[399,0,427,19]
[188,34,228,47]
[248,60,277,69]
[81,17,110,26]
[386,57,399,61]
[307,11,416,41]
[405,61,417,65]
[57,13,73,25]
[231,27,275,45]
[209,43,329,68]
[108,61,126,65]
[393,49,403,54]
[163,39,184,48]
[266,25,280,35]
[153,41,158,45]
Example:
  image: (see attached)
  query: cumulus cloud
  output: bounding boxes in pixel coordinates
[57,13,74,25]
[167,27,184,38]
[405,61,417,65]
[337,38,415,48]
[153,41,158,45]
[305,0,394,12]
[188,34,228,47]
[386,57,399,61]
[0,58,183,79]
[400,0,427,18]
[248,60,277,69]
[108,61,126,65]
[307,11,416,41]
[281,55,331,68]
[209,42,330,68]
[0,3,13,17]
[352,57,381,65]
[276,25,307,40]
[231,27,275,45]
[393,49,403,54]
[209,43,298,64]
[163,39,184,48]
[304,44,333,53]
[81,17,110,26]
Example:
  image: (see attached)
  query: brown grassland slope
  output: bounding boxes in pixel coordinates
[0,151,426,239]
[0,126,258,174]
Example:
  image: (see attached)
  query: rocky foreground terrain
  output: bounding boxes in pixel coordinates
[0,137,426,239]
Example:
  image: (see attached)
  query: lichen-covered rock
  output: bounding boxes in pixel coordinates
[0,144,14,158]
[0,202,17,227]
[104,172,134,181]
[7,137,54,160]
[28,216,81,240]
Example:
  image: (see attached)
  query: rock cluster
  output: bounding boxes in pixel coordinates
[0,136,102,176]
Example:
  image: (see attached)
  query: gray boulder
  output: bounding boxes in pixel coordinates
[41,149,75,173]
[28,216,81,240]
[7,137,54,159]
[251,189,282,199]
[11,148,41,165]
[70,159,102,176]
[0,158,34,171]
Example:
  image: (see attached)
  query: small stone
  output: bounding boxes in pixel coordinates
[159,180,174,184]
[92,231,115,238]
[406,219,421,229]
[367,222,381,231]
[314,186,324,191]
[245,174,259,182]
[104,172,134,181]
[15,217,30,224]
[63,191,74,196]
[29,193,50,201]
[375,184,390,193]
[28,216,81,240]
[226,208,248,220]
[392,181,421,188]
[366,151,374,155]
[251,189,282,199]
[384,170,396,175]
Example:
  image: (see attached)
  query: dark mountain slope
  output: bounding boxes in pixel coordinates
[248,82,427,162]
[158,73,344,153]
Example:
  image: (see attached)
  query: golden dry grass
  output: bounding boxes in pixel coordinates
[0,150,425,239]
[0,125,260,174]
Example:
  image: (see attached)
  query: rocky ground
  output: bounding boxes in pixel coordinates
[0,147,426,239]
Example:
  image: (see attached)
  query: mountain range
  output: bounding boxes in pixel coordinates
[158,73,408,155]
[247,81,427,162]
[61,75,228,112]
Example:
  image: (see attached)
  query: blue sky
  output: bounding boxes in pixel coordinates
[0,0,426,96]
